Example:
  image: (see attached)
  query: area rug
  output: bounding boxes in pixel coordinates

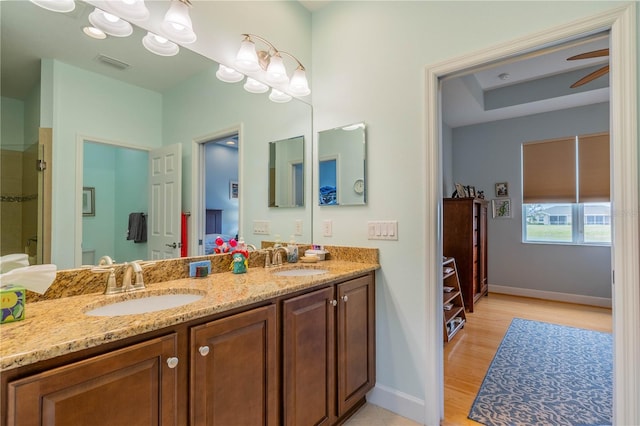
[468,318,612,426]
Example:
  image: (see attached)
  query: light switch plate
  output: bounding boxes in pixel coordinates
[367,221,398,240]
[294,219,303,236]
[253,220,270,235]
[323,220,333,237]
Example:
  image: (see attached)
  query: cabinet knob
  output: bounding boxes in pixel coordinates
[329,299,337,307]
[199,345,210,356]
[166,357,179,369]
[342,295,349,302]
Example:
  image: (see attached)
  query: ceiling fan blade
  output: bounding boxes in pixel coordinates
[567,48,609,61]
[570,65,610,88]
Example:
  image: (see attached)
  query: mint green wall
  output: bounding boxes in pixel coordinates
[83,143,148,264]
[311,1,633,422]
[1,97,24,149]
[48,60,162,268]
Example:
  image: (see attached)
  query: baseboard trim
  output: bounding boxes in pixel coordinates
[489,285,612,308]
[367,383,425,424]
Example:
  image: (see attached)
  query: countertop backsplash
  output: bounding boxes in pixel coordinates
[26,245,379,303]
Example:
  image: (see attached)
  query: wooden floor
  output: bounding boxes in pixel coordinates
[441,293,612,426]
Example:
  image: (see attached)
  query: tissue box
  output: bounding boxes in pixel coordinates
[1,285,25,324]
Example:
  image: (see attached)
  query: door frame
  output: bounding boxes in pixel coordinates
[424,4,638,425]
[190,125,243,257]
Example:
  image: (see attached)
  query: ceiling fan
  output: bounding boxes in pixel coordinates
[567,48,609,88]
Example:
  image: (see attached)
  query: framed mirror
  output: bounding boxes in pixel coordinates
[0,1,313,269]
[269,136,305,208]
[318,122,367,206]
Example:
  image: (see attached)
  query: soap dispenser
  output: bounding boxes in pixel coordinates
[287,236,299,263]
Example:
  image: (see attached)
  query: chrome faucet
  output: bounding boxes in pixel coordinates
[272,247,289,266]
[98,255,114,266]
[122,261,145,292]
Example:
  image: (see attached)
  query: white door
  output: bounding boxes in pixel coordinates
[148,143,182,260]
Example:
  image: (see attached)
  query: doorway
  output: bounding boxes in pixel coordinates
[425,5,638,425]
[191,126,242,257]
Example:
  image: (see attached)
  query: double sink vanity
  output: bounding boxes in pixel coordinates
[0,246,378,426]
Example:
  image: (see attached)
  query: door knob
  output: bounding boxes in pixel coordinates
[166,242,177,249]
[199,346,210,356]
[166,357,179,368]
[342,295,348,302]
[329,299,337,307]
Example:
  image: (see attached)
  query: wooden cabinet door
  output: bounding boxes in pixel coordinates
[7,334,178,426]
[190,305,277,426]
[336,275,375,416]
[282,286,335,426]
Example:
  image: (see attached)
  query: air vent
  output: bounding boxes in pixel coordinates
[95,54,131,71]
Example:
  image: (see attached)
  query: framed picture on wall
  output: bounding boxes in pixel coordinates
[82,187,95,216]
[229,181,238,199]
[492,198,512,218]
[495,182,509,197]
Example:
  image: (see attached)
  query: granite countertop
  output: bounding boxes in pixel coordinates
[0,260,378,372]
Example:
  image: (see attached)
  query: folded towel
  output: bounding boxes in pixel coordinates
[127,213,147,243]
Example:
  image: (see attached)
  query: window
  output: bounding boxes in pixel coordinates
[522,133,610,245]
[523,202,611,244]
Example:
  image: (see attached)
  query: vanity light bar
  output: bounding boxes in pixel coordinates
[215,34,311,103]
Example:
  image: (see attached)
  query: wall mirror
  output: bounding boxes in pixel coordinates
[318,122,367,206]
[0,1,313,269]
[269,136,305,208]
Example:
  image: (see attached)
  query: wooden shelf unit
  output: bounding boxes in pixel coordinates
[443,257,466,342]
[443,197,489,312]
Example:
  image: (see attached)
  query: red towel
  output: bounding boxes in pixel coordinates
[181,213,188,257]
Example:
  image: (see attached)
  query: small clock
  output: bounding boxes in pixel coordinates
[353,179,365,194]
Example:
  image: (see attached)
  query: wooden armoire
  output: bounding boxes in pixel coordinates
[443,197,488,312]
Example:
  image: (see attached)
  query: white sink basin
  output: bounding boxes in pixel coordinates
[272,268,329,277]
[86,293,203,316]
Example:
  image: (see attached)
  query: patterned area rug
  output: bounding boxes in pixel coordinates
[468,318,612,426]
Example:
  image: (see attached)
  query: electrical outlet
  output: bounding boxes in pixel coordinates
[253,220,270,235]
[294,220,303,236]
[189,260,211,277]
[323,220,333,237]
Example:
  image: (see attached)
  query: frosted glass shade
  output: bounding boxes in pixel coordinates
[289,68,311,96]
[265,54,289,85]
[142,32,179,57]
[161,0,196,44]
[88,8,133,37]
[107,0,150,22]
[235,40,261,73]
[244,78,269,94]
[269,88,292,103]
[216,65,244,83]
[29,0,75,13]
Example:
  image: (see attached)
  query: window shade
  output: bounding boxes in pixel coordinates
[523,137,576,203]
[578,133,610,202]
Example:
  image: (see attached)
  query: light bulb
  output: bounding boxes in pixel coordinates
[265,54,289,85]
[235,39,260,73]
[161,0,196,44]
[216,64,244,83]
[289,68,311,96]
[142,32,179,56]
[244,78,269,94]
[269,88,292,103]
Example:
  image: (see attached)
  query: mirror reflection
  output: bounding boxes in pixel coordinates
[269,136,305,208]
[0,1,313,269]
[318,123,367,206]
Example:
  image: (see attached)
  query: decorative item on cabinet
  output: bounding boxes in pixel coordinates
[443,257,466,342]
[443,197,489,312]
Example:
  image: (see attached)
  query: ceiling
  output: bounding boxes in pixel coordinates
[441,33,610,128]
[2,1,609,128]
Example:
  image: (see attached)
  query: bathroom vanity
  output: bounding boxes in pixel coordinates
[0,258,377,426]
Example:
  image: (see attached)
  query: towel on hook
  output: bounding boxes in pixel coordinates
[127,213,147,243]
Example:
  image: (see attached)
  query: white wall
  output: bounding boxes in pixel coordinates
[452,102,611,300]
[311,1,629,423]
